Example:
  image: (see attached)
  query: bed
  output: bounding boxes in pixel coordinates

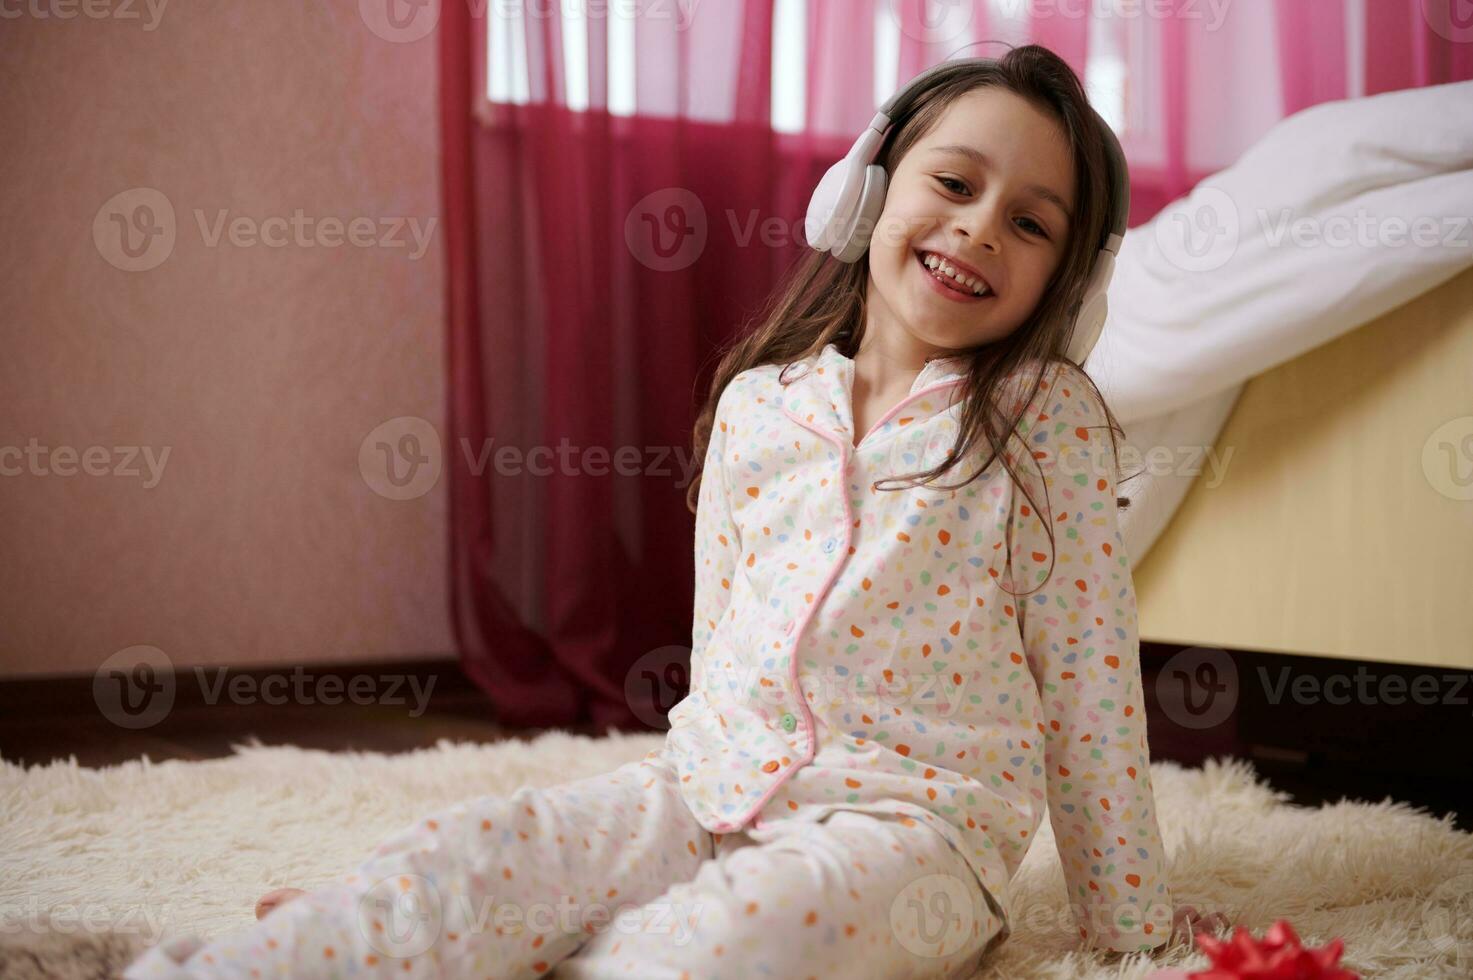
[1131,265,1473,669]
[1085,79,1473,669]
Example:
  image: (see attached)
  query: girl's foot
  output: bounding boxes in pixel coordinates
[254,887,307,920]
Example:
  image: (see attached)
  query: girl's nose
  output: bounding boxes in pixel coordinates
[954,213,1001,253]
[954,200,1003,254]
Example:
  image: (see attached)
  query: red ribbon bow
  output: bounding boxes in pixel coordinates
[1181,919,1359,980]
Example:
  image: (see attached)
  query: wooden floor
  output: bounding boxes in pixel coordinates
[2,650,1467,832]
[0,658,603,769]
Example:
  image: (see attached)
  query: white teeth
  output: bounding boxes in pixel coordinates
[922,252,989,297]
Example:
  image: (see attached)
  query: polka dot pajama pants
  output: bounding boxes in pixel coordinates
[124,752,1003,979]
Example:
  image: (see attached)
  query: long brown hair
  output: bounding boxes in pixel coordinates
[687,44,1133,598]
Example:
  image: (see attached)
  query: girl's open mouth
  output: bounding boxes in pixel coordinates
[914,250,992,303]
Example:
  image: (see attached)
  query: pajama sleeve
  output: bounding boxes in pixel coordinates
[1006,362,1175,953]
[687,391,743,698]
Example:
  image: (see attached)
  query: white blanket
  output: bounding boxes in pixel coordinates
[1088,79,1473,563]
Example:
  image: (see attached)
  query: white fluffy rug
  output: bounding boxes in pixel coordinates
[2,732,1470,979]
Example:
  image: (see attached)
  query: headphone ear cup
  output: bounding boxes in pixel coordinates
[833,165,888,263]
[1065,250,1114,365]
[804,157,853,252]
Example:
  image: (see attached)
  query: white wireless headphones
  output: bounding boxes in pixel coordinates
[803,57,1130,366]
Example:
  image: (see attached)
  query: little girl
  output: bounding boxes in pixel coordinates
[127,44,1226,980]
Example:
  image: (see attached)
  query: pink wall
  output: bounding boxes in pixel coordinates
[0,2,455,676]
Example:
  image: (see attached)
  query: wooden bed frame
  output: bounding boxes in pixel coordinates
[1134,265,1473,670]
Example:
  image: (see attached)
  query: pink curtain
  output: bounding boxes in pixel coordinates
[440,0,1472,728]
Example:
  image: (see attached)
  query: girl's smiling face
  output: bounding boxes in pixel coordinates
[865,86,1077,355]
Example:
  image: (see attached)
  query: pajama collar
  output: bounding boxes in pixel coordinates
[778,342,972,449]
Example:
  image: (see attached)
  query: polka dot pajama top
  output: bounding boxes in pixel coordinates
[660,341,1176,953]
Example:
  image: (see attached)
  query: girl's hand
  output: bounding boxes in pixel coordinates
[1169,904,1233,949]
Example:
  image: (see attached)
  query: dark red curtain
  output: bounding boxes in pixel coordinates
[440,0,828,729]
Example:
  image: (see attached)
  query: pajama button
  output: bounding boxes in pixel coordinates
[780,712,797,732]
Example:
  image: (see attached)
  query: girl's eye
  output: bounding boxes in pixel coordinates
[933,176,1050,240]
[1016,216,1048,238]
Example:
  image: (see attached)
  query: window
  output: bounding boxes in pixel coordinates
[487,0,1143,140]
